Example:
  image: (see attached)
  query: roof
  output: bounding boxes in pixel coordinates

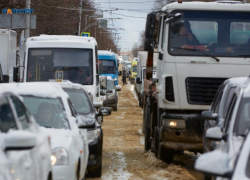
[58,81,88,92]
[98,51,117,60]
[162,2,250,12]
[0,82,68,99]
[27,35,97,46]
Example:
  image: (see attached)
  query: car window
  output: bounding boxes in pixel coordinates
[223,95,236,134]
[22,96,69,129]
[10,96,30,130]
[222,87,236,118]
[234,98,250,136]
[211,83,225,113]
[0,97,17,133]
[107,80,115,91]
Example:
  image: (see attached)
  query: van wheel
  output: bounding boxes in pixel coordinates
[88,159,102,177]
[158,145,174,164]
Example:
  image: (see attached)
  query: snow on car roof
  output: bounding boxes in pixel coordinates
[0,82,68,99]
[57,81,88,92]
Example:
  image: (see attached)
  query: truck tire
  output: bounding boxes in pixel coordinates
[158,145,174,164]
[144,102,151,151]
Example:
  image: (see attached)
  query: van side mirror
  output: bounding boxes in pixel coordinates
[13,67,19,82]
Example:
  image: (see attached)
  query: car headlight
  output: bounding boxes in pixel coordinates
[87,129,101,143]
[51,147,69,166]
[162,119,186,129]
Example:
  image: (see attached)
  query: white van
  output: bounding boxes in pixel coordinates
[17,35,102,106]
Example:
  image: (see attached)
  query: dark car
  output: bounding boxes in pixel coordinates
[60,82,111,177]
[101,77,121,111]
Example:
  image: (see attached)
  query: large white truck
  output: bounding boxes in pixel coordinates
[14,35,102,106]
[0,29,17,82]
[143,1,250,163]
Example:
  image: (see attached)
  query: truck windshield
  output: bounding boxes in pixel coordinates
[132,66,137,72]
[99,59,116,74]
[169,11,250,57]
[27,48,93,85]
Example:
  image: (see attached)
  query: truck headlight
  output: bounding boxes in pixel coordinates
[87,129,101,143]
[162,119,186,129]
[51,148,69,166]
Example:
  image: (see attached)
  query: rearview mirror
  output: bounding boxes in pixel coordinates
[201,111,218,120]
[165,13,182,23]
[195,151,232,178]
[136,77,141,84]
[205,127,223,141]
[115,85,121,91]
[98,107,111,116]
[4,131,37,151]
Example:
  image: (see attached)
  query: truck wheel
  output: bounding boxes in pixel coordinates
[158,145,174,164]
[144,102,151,151]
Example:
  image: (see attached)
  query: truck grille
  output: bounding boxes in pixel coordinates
[186,77,227,105]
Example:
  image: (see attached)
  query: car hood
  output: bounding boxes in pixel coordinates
[40,128,74,149]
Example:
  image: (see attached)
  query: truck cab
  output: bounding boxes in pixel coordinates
[21,35,102,105]
[143,1,250,163]
[98,50,119,85]
[129,60,137,83]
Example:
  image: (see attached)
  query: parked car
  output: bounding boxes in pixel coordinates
[0,87,52,180]
[202,77,247,153]
[59,82,111,177]
[101,76,121,111]
[196,77,250,179]
[1,82,89,180]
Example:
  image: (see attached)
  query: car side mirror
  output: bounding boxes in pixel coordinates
[115,85,121,91]
[201,111,218,120]
[118,71,122,76]
[4,131,37,151]
[77,116,95,129]
[136,77,141,84]
[195,151,232,178]
[98,107,111,116]
[205,127,223,141]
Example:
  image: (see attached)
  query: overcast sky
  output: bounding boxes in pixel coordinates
[93,0,155,52]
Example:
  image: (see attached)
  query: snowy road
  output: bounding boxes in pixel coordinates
[88,77,203,180]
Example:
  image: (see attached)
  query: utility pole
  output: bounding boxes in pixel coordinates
[78,0,83,36]
[25,0,31,40]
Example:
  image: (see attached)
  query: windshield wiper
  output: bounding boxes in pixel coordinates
[174,47,220,62]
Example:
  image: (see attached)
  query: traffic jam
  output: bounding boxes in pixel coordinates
[1,0,250,180]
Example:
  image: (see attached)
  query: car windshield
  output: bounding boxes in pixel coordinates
[169,11,250,57]
[27,48,93,85]
[234,98,250,136]
[63,88,93,114]
[132,66,137,72]
[99,59,116,74]
[107,80,115,91]
[22,96,69,129]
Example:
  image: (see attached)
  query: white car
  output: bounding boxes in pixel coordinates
[0,88,52,180]
[2,82,89,180]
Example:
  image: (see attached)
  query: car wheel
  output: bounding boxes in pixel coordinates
[88,159,102,177]
[158,145,174,164]
[113,104,118,111]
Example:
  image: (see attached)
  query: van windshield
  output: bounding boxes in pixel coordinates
[99,59,116,74]
[169,11,250,57]
[27,48,93,85]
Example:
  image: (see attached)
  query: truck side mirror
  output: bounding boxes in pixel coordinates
[136,77,141,84]
[144,38,154,52]
[13,67,19,82]
[3,75,9,83]
[145,13,156,39]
